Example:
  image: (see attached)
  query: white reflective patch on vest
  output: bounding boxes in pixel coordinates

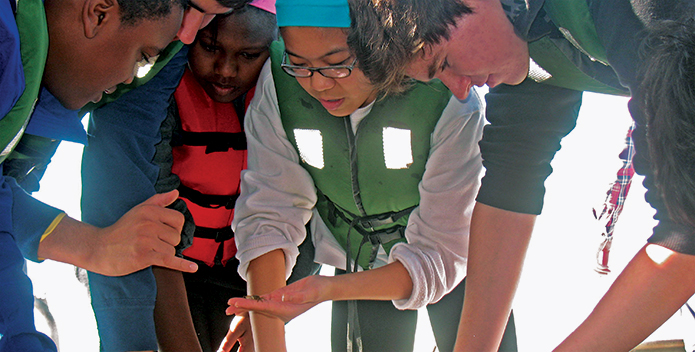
[528,58,552,83]
[294,129,324,169]
[382,127,413,169]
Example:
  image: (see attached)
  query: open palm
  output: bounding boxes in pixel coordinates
[226,275,328,323]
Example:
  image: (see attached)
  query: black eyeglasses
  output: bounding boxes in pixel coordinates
[280,52,357,79]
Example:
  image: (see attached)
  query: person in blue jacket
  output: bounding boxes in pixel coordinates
[0,0,247,350]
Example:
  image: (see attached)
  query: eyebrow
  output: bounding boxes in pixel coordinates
[284,47,350,61]
[426,55,441,80]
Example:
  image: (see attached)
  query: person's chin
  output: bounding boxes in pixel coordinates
[64,95,92,110]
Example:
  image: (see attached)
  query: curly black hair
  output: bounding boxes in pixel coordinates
[119,0,252,26]
[642,16,695,227]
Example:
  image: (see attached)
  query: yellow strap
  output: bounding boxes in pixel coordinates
[37,212,67,261]
[40,212,67,242]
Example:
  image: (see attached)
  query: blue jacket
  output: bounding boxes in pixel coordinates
[0,0,59,350]
[81,46,189,351]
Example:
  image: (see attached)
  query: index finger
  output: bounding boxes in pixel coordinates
[151,251,198,273]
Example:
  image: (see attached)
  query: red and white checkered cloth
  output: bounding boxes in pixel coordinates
[593,123,636,274]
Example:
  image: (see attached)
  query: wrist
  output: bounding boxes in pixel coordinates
[321,275,341,302]
[38,216,100,270]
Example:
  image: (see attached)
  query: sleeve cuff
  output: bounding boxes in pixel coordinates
[35,212,67,261]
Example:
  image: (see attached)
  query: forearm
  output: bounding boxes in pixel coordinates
[153,267,202,352]
[454,202,535,352]
[327,261,413,302]
[247,249,288,352]
[555,245,695,351]
[36,215,98,269]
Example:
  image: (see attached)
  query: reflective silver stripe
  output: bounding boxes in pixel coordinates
[558,27,609,66]
[1,120,28,158]
[528,58,552,83]
[1,98,35,158]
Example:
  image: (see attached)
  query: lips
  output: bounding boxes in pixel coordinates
[91,86,118,103]
[319,98,345,111]
[212,83,237,96]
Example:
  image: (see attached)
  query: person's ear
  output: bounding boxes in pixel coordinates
[82,0,117,39]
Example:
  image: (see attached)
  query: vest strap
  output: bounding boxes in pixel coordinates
[326,196,414,234]
[178,184,239,209]
[178,130,247,154]
[323,194,412,268]
[193,226,234,243]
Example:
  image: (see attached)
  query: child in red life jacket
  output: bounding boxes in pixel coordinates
[151,3,286,351]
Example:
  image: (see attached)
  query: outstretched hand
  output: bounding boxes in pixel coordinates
[218,313,254,352]
[226,275,329,323]
[88,190,198,276]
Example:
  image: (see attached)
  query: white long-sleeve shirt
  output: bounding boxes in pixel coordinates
[233,60,484,309]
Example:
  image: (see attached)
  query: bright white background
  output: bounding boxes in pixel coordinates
[28,90,694,351]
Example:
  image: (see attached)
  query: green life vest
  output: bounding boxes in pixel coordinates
[527,0,629,96]
[269,41,453,269]
[0,0,48,164]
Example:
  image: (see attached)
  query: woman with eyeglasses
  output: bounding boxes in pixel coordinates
[224,0,517,351]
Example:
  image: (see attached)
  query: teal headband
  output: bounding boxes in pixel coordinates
[275,0,350,28]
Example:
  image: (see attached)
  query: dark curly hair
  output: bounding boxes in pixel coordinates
[118,0,186,26]
[119,0,252,26]
[642,16,695,227]
[347,0,471,95]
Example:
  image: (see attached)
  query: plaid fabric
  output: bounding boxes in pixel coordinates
[593,123,636,274]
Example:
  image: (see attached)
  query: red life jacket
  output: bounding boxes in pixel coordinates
[172,69,252,267]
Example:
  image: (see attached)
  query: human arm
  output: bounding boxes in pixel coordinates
[453,80,582,351]
[387,90,485,310]
[152,267,202,352]
[550,5,695,350]
[555,245,695,351]
[231,61,318,351]
[454,203,535,352]
[227,261,412,323]
[218,313,253,352]
[35,190,195,276]
[244,249,288,352]
[80,46,190,351]
[149,79,202,352]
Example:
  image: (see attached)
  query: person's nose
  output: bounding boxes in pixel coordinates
[174,9,216,44]
[437,73,472,100]
[309,73,336,92]
[217,55,238,78]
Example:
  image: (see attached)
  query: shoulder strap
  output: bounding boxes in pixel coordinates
[177,131,247,153]
[543,0,608,65]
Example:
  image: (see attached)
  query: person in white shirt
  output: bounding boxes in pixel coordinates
[224,0,517,351]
